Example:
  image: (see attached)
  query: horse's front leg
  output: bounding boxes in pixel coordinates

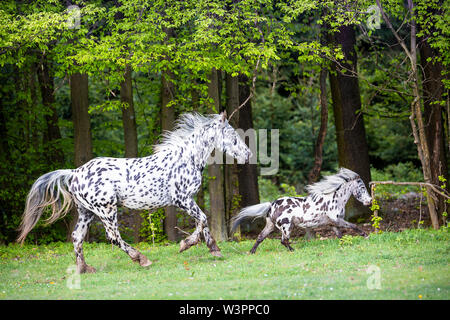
[179,219,203,253]
[175,199,222,257]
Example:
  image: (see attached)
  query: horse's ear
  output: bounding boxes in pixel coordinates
[220,111,227,122]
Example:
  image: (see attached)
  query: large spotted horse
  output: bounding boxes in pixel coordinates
[231,168,372,253]
[17,112,251,273]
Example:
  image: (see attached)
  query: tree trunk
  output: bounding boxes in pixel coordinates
[28,63,39,155]
[308,68,328,184]
[237,74,261,232]
[191,86,206,212]
[207,68,227,241]
[71,73,93,167]
[121,65,138,158]
[0,98,10,241]
[225,73,240,237]
[328,25,371,219]
[120,64,142,243]
[0,101,10,163]
[375,0,440,229]
[161,69,180,242]
[37,57,64,166]
[69,72,93,240]
[408,0,439,229]
[419,27,449,224]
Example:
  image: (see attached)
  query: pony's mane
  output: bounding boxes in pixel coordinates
[153,112,220,153]
[305,168,360,196]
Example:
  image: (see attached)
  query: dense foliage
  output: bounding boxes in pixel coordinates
[0,0,448,244]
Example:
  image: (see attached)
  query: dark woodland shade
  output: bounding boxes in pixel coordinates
[328,25,371,219]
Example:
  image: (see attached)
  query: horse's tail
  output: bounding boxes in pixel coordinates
[17,169,74,244]
[231,202,272,233]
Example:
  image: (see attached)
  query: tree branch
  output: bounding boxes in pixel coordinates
[376,0,413,63]
[369,181,450,200]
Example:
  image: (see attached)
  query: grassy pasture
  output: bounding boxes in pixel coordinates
[0,228,448,300]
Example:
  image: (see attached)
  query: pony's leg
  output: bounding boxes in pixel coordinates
[304,228,316,240]
[175,200,221,257]
[72,205,96,274]
[280,224,294,252]
[281,234,294,251]
[332,226,343,238]
[331,218,367,237]
[98,206,152,267]
[250,218,274,254]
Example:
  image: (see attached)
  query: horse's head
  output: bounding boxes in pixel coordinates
[214,111,252,164]
[351,178,372,206]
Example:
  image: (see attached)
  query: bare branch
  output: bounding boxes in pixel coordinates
[228,57,260,121]
[370,181,450,199]
[376,0,413,62]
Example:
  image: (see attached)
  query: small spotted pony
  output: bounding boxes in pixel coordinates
[17,112,251,273]
[231,168,372,253]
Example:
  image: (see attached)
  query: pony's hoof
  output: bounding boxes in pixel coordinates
[210,250,223,258]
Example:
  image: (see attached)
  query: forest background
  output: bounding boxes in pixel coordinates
[0,0,448,245]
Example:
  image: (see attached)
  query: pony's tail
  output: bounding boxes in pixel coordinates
[231,202,272,233]
[17,169,74,244]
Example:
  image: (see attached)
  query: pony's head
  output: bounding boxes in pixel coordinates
[350,177,372,206]
[306,167,372,206]
[214,111,252,164]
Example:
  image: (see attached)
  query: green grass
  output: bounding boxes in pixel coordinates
[0,228,449,300]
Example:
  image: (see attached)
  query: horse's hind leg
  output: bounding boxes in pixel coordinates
[250,218,274,254]
[72,205,96,274]
[202,225,222,257]
[98,206,152,267]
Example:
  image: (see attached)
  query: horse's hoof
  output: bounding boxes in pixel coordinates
[140,259,152,267]
[85,265,97,273]
[179,240,188,253]
[210,250,223,258]
[139,255,152,267]
[77,264,96,274]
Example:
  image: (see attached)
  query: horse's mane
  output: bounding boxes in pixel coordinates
[305,168,360,196]
[153,112,219,153]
